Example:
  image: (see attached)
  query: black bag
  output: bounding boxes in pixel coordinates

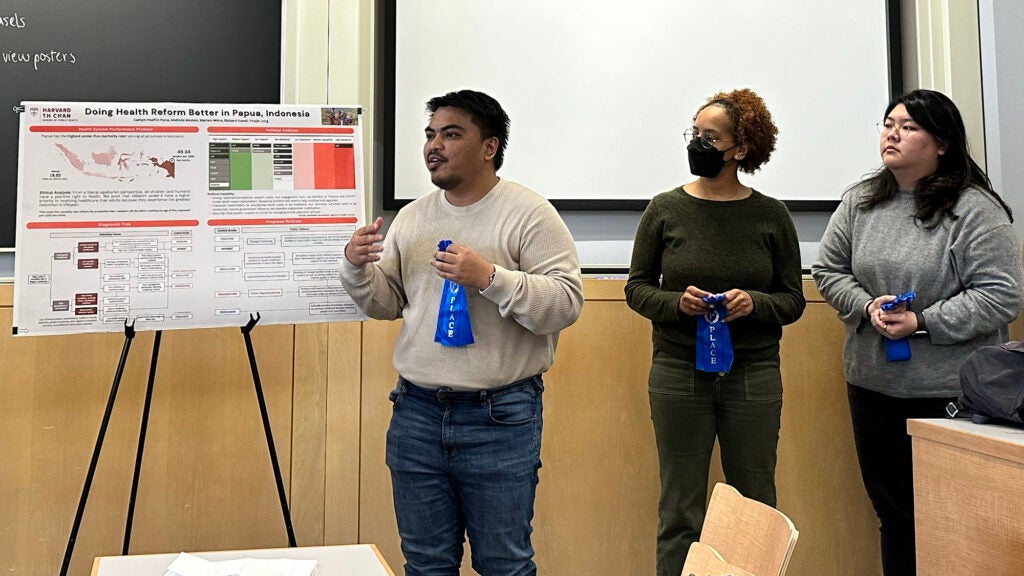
[950,340,1024,425]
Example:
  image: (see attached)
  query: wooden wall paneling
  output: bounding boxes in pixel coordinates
[357,319,405,571]
[126,325,297,556]
[0,309,152,576]
[325,320,364,544]
[293,322,329,544]
[776,298,882,576]
[0,306,298,576]
[1009,315,1024,341]
[533,297,661,575]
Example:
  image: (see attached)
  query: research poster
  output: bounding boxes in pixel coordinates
[13,102,366,336]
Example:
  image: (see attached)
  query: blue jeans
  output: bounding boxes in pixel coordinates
[386,375,544,576]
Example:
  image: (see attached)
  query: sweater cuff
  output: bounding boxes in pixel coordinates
[479,265,512,302]
[862,298,875,319]
[340,256,372,285]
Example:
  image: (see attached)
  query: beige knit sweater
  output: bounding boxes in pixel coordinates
[340,179,583,390]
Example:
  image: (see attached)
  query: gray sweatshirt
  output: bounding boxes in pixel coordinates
[812,183,1024,398]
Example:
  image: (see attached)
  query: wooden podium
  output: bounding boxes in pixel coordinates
[909,418,1024,575]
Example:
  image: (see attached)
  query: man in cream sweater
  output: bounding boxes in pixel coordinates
[341,90,582,576]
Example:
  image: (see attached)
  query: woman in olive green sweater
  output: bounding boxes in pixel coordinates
[625,88,805,576]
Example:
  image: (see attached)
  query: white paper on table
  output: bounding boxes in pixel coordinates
[164,552,318,576]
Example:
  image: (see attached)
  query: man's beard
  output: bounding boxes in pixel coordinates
[430,172,462,191]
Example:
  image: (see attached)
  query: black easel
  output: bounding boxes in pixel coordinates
[59,315,296,576]
[241,313,297,547]
[60,321,136,576]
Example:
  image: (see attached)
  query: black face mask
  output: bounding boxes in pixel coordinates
[687,137,737,178]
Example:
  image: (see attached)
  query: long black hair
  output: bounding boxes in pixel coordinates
[858,89,1012,227]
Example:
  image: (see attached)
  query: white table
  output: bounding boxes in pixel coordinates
[91,544,395,576]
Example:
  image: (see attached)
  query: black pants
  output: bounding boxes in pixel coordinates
[847,384,956,576]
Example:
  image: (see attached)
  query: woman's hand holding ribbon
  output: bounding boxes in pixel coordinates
[679,287,752,321]
[721,289,753,322]
[678,285,712,316]
[869,294,917,339]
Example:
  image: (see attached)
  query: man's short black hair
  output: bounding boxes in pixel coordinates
[426,90,510,170]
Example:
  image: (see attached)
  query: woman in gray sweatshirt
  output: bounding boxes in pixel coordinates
[812,89,1024,576]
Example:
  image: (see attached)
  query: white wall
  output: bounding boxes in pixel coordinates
[283,0,374,224]
[911,0,985,166]
[979,0,1024,241]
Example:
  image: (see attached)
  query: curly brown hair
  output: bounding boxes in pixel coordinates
[696,88,778,174]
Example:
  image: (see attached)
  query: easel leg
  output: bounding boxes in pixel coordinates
[242,313,298,547]
[60,321,136,576]
[123,329,162,554]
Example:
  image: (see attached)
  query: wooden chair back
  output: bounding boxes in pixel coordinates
[698,483,799,576]
[681,541,755,576]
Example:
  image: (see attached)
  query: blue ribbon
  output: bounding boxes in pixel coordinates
[433,240,475,347]
[879,291,916,312]
[880,291,915,362]
[696,294,734,373]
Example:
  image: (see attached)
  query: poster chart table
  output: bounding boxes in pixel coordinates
[91,544,395,576]
[908,418,1024,575]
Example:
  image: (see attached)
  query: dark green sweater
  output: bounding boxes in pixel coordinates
[625,187,805,364]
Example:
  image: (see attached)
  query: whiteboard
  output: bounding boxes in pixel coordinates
[383,0,898,209]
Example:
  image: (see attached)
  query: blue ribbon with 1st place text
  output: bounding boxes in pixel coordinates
[880,291,916,362]
[433,240,475,347]
[696,294,734,373]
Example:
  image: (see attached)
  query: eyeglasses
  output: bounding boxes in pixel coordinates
[684,129,733,147]
[876,121,920,139]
